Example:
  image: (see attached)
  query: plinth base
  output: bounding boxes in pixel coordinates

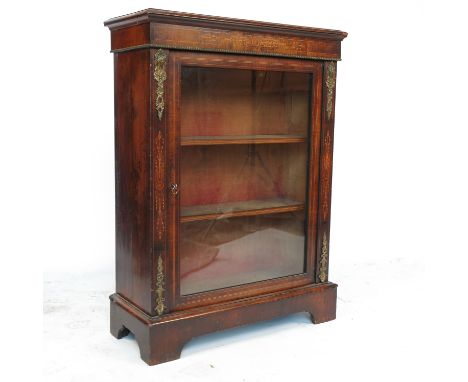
[110,282,337,365]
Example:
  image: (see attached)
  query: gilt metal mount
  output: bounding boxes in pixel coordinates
[154,49,167,120]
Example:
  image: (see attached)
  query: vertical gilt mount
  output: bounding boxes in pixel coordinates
[326,61,336,121]
[318,232,329,283]
[154,49,167,120]
[155,255,165,315]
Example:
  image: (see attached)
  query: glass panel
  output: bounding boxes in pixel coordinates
[181,67,309,138]
[179,66,311,295]
[180,212,305,295]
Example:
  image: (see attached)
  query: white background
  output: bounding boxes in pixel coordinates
[1,0,467,380]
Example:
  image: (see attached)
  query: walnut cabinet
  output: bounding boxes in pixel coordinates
[104,8,347,365]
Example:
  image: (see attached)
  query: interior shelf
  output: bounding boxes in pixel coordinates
[181,198,304,223]
[181,134,306,146]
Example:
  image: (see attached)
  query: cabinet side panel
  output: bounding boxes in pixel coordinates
[114,50,152,313]
[111,23,150,51]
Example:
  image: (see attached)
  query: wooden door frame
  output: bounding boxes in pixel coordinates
[164,51,324,311]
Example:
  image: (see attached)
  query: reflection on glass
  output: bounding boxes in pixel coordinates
[180,66,311,295]
[180,212,305,295]
[180,143,307,220]
[181,67,310,138]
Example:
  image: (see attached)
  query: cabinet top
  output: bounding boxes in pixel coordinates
[104,8,347,41]
[105,9,346,61]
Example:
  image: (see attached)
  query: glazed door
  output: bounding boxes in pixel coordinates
[169,53,323,307]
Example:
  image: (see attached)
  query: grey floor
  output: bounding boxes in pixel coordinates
[43,256,463,381]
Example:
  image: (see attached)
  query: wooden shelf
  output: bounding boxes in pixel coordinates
[181,198,304,223]
[181,134,306,146]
